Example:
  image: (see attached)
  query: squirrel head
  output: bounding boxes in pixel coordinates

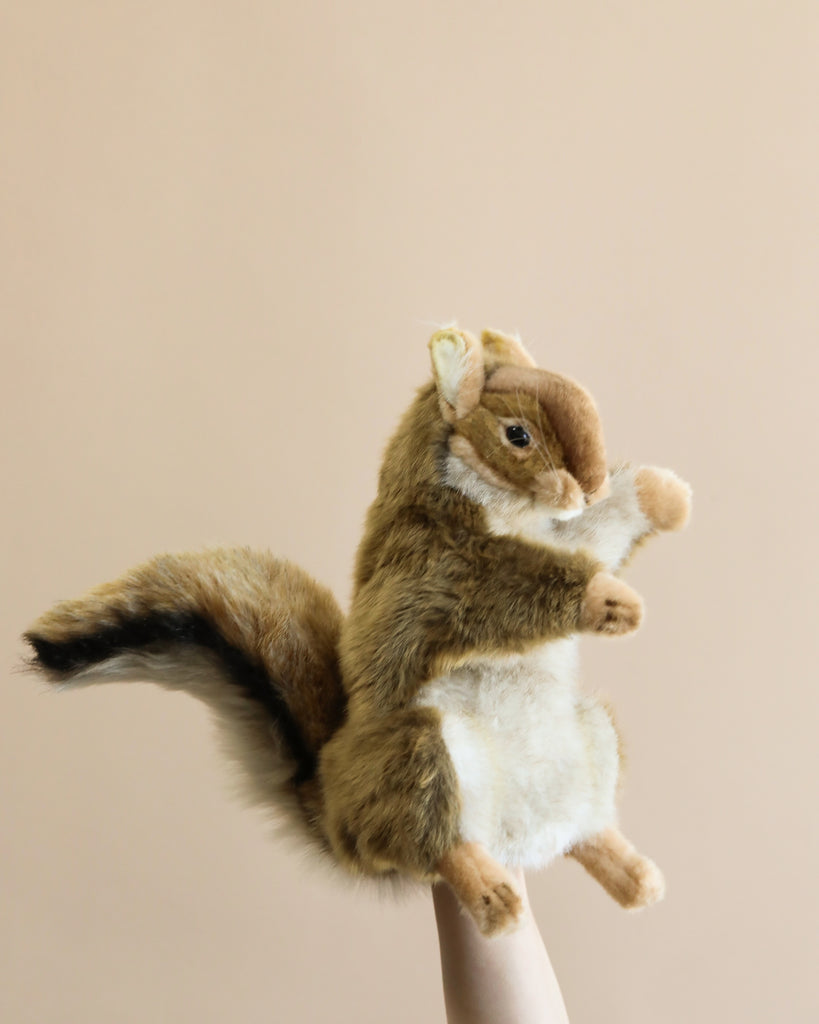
[429,327,610,518]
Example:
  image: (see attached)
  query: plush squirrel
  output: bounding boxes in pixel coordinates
[25,328,691,936]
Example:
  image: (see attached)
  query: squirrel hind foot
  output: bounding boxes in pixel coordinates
[436,842,524,937]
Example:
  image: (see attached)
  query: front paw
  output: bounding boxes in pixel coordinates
[579,572,643,636]
[635,466,692,532]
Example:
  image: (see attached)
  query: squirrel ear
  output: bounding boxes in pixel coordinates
[481,328,537,371]
[429,328,485,421]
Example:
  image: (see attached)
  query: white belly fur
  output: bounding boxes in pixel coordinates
[416,639,620,868]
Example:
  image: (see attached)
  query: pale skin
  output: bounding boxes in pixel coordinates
[433,869,570,1024]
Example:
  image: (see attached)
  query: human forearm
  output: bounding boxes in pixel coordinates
[433,869,570,1024]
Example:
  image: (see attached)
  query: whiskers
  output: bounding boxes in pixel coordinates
[512,387,562,497]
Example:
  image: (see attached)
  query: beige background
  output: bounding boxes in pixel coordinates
[2,3,817,1022]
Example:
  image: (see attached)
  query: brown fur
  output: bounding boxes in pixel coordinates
[569,827,665,909]
[27,549,345,756]
[451,389,582,508]
[24,327,689,935]
[449,434,518,492]
[336,386,601,715]
[484,365,609,499]
[480,328,537,371]
[319,337,645,894]
[320,705,461,876]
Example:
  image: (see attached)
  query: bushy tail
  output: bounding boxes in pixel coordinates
[24,548,345,844]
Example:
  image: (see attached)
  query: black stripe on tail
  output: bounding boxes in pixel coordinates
[25,611,317,784]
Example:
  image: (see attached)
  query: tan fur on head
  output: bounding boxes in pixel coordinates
[480,328,537,371]
[430,327,608,506]
[484,365,609,500]
[446,386,586,515]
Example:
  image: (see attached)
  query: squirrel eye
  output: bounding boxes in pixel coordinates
[505,425,531,448]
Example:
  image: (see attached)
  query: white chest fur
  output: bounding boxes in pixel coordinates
[422,456,648,866]
[416,640,620,868]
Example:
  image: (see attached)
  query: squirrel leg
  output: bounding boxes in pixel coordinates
[436,842,524,938]
[319,706,463,878]
[568,826,665,909]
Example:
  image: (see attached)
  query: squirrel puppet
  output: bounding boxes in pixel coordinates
[25,327,691,937]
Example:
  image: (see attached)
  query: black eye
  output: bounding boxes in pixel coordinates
[505,425,531,448]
